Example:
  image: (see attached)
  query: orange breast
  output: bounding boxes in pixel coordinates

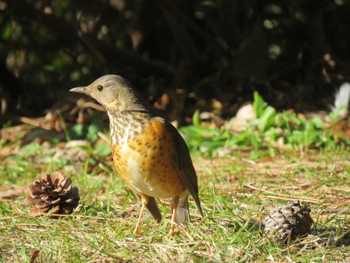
[112,118,186,198]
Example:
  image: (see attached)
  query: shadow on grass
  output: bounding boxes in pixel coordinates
[312,228,350,247]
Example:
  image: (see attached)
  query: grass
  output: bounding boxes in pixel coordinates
[1,137,349,262]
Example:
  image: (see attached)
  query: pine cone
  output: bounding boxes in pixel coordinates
[264,200,313,243]
[27,172,80,217]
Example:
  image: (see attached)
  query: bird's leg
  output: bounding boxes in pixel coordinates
[133,195,148,236]
[167,196,179,238]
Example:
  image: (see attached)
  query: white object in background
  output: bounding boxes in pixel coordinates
[333,82,350,118]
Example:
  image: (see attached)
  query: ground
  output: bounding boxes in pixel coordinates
[0,137,349,262]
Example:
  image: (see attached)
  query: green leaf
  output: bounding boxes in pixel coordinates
[310,116,324,129]
[1,24,11,40]
[94,142,111,156]
[258,106,276,132]
[253,91,267,118]
[192,110,201,126]
[70,124,85,139]
[289,130,304,146]
[87,124,100,142]
[180,125,230,155]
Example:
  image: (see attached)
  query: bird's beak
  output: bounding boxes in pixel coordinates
[69,86,89,95]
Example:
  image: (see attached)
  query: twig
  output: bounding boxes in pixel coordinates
[245,183,320,204]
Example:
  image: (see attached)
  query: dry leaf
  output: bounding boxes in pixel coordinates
[0,185,26,200]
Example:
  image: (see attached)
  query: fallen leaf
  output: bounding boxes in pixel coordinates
[0,185,27,200]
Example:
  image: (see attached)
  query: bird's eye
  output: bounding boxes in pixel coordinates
[97,85,104,91]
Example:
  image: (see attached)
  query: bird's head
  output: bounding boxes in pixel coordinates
[70,74,145,112]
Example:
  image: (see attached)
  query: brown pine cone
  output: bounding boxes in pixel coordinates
[264,200,313,243]
[27,172,80,217]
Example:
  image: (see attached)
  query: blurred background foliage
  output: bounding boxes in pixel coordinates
[0,0,350,119]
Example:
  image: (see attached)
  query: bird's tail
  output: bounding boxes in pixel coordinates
[146,196,162,223]
[173,193,190,224]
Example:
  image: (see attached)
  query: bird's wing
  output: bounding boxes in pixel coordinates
[156,117,204,217]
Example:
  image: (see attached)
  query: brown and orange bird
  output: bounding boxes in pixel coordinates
[70,75,203,236]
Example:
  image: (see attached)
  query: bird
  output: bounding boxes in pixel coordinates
[70,74,203,237]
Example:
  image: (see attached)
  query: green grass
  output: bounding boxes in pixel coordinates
[1,139,349,262]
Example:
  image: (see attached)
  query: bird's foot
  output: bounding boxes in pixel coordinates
[133,227,142,237]
[166,229,174,238]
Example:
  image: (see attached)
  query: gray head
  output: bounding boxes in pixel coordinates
[70,75,147,112]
